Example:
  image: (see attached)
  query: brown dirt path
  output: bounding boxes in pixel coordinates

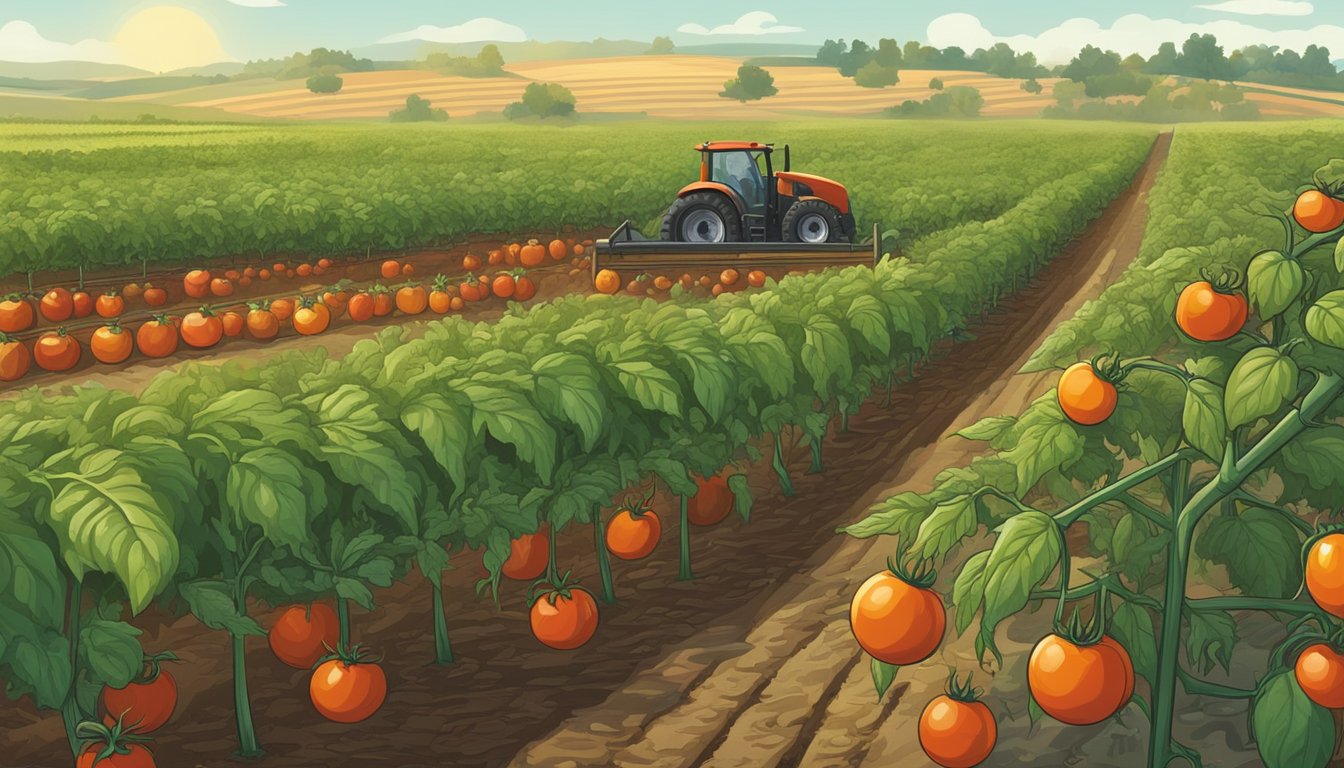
[2,133,1171,768]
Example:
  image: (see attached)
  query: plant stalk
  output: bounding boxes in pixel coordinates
[771,431,795,496]
[429,578,453,664]
[231,578,261,758]
[336,598,350,650]
[60,578,83,758]
[592,507,616,603]
[678,495,694,581]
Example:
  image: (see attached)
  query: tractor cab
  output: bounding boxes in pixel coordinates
[661,141,855,244]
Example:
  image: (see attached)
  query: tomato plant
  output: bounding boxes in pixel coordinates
[848,160,1344,768]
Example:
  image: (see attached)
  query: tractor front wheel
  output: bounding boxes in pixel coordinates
[782,200,845,244]
[662,193,742,243]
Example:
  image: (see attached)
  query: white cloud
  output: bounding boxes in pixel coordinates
[1195,0,1313,16]
[926,12,1344,65]
[677,11,803,36]
[377,18,526,45]
[226,0,287,7]
[0,20,121,63]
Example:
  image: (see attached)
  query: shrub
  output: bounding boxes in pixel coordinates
[389,94,448,123]
[1022,78,1043,94]
[889,86,984,118]
[306,73,343,94]
[854,61,900,88]
[928,77,944,90]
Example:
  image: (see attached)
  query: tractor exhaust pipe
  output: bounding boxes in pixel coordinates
[784,144,790,172]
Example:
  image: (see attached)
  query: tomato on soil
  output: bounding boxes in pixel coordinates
[606,508,661,560]
[96,291,125,318]
[209,277,234,297]
[91,322,134,364]
[747,270,767,288]
[347,293,374,322]
[502,531,549,580]
[1176,281,1247,342]
[0,333,31,381]
[520,239,547,268]
[310,651,387,723]
[102,667,177,733]
[1057,362,1117,425]
[380,259,401,279]
[687,474,734,526]
[919,694,997,768]
[548,239,567,261]
[849,568,946,666]
[463,254,482,271]
[296,263,313,278]
[220,311,244,338]
[594,269,621,295]
[270,298,295,321]
[429,288,452,314]
[492,273,516,299]
[0,295,34,332]
[395,285,428,315]
[1028,634,1134,725]
[180,309,224,348]
[246,306,280,340]
[34,329,81,371]
[1307,533,1344,617]
[183,269,211,299]
[136,316,178,358]
[530,588,599,650]
[142,284,167,307]
[72,291,94,318]
[293,300,330,335]
[270,603,339,669]
[40,287,74,323]
[122,282,143,300]
[77,743,156,768]
[514,276,537,302]
[372,289,394,317]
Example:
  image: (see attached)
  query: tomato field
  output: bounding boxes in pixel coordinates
[5,115,1344,768]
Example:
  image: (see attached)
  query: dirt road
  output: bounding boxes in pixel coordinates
[3,133,1174,768]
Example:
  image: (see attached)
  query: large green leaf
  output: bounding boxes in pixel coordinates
[842,492,934,542]
[44,450,176,613]
[179,580,265,637]
[459,380,558,483]
[911,494,977,561]
[1224,347,1298,430]
[801,317,853,400]
[79,618,143,689]
[1182,379,1227,461]
[532,352,606,450]
[1246,250,1304,319]
[1306,290,1344,349]
[399,392,473,492]
[1000,399,1086,495]
[1252,670,1334,768]
[1184,609,1237,675]
[1195,505,1302,598]
[0,504,65,627]
[979,510,1061,637]
[226,448,325,551]
[1277,426,1344,507]
[951,550,990,635]
[846,294,892,355]
[1109,602,1157,683]
[613,360,682,417]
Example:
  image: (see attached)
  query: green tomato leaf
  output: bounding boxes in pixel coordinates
[179,580,265,637]
[532,352,606,451]
[979,510,1061,637]
[1195,505,1303,599]
[1305,290,1344,350]
[842,492,934,543]
[1252,670,1335,768]
[955,416,1016,444]
[1182,379,1227,461]
[226,448,325,552]
[613,360,682,417]
[871,657,899,699]
[1109,602,1157,684]
[910,494,977,561]
[1246,250,1304,319]
[1184,609,1237,675]
[1224,347,1298,430]
[727,473,753,523]
[79,618,143,689]
[951,550,991,636]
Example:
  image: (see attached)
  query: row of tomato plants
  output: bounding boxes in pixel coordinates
[0,123,1153,278]
[846,161,1344,767]
[0,148,1147,766]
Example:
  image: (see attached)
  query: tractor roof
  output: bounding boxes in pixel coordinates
[695,141,772,152]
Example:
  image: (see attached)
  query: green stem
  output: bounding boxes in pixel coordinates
[546,524,560,585]
[809,436,823,474]
[771,431,795,496]
[1120,491,1175,530]
[1186,595,1322,616]
[1177,668,1254,699]
[1053,523,1071,628]
[230,575,261,758]
[60,578,83,758]
[678,495,694,581]
[429,577,453,665]
[1055,450,1196,527]
[592,508,616,603]
[336,598,350,650]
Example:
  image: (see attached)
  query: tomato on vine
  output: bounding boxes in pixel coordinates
[919,671,997,768]
[529,572,599,650]
[1028,628,1133,726]
[606,504,661,561]
[1175,269,1247,342]
[1306,532,1344,618]
[1293,188,1344,233]
[1056,355,1120,426]
[1294,643,1344,709]
[502,529,549,580]
[75,717,156,768]
[309,644,387,723]
[100,652,178,733]
[269,603,340,670]
[849,560,945,666]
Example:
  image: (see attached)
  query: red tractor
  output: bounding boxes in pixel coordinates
[660,141,855,244]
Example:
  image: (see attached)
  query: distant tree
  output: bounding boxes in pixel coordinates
[816,39,846,67]
[854,60,900,88]
[928,77,944,90]
[1176,33,1232,80]
[940,46,970,70]
[521,82,577,117]
[648,36,675,55]
[306,73,343,94]
[720,64,777,101]
[1122,53,1148,71]
[838,40,874,77]
[1022,78,1043,94]
[476,44,505,73]
[1062,45,1122,82]
[502,101,530,120]
[389,94,448,122]
[1083,71,1154,98]
[889,85,983,117]
[1145,42,1179,75]
[874,38,902,68]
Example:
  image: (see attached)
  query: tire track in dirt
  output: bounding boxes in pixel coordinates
[509,131,1173,768]
[1,134,1170,768]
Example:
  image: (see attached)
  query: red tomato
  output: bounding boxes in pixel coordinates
[530,588,599,650]
[101,655,178,733]
[77,744,156,768]
[502,530,549,580]
[310,652,387,723]
[269,603,340,669]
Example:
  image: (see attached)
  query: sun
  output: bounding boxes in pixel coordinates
[115,6,230,73]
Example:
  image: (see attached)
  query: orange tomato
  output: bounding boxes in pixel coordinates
[492,273,516,299]
[520,239,547,268]
[180,309,224,349]
[0,295,35,332]
[513,276,537,302]
[258,268,272,281]
[39,287,74,322]
[594,269,620,295]
[1056,362,1117,426]
[502,531,549,580]
[90,322,134,364]
[210,277,234,297]
[747,270,767,288]
[449,297,464,311]
[1028,634,1134,725]
[270,298,295,321]
[246,305,280,340]
[463,254,482,271]
[296,263,313,278]
[429,284,452,314]
[530,588,599,650]
[0,333,31,381]
[401,263,414,276]
[380,260,401,279]
[293,299,330,335]
[183,269,211,299]
[1296,643,1344,709]
[71,291,94,318]
[687,474,734,526]
[371,289,393,317]
[395,285,428,315]
[1307,533,1344,618]
[136,316,178,358]
[1176,281,1247,342]
[347,293,374,322]
[316,259,331,270]
[548,239,567,261]
[269,604,339,669]
[142,284,168,307]
[1294,190,1344,233]
[919,693,997,768]
[33,329,81,372]
[220,311,244,338]
[605,508,661,560]
[121,282,143,301]
[850,568,946,666]
[95,291,124,318]
[720,268,740,286]
[100,661,177,733]
[310,654,387,723]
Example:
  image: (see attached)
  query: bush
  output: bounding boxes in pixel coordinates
[1083,71,1153,98]
[889,86,984,118]
[854,61,900,88]
[720,64,777,101]
[422,44,506,77]
[928,77,944,90]
[1022,78,1043,94]
[389,94,448,123]
[306,73,343,94]
[648,36,674,55]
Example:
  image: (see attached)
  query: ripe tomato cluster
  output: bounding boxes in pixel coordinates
[594,267,769,298]
[1297,533,1344,708]
[266,603,388,724]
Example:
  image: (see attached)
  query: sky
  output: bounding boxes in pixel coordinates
[2,0,1343,72]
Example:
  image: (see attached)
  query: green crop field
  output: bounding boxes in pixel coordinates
[0,121,1152,279]
[0,118,1155,762]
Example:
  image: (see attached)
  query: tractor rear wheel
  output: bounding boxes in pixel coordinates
[782,200,845,244]
[662,193,741,243]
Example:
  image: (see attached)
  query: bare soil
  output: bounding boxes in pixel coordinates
[2,133,1181,768]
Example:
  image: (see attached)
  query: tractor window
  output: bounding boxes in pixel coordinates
[710,151,766,214]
